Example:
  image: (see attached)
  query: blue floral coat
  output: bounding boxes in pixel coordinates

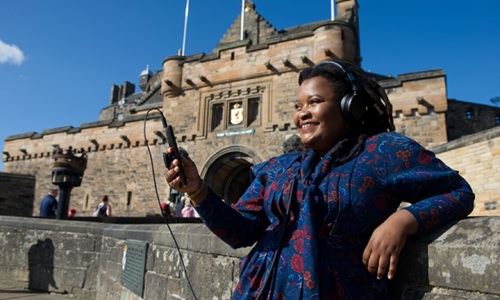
[195,132,475,299]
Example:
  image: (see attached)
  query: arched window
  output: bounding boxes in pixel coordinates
[495,114,500,125]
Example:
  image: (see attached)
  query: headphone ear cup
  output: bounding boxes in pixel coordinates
[340,93,366,123]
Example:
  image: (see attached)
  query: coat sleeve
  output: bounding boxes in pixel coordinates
[381,134,475,233]
[194,160,272,248]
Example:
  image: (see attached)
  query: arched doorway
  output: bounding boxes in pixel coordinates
[201,147,262,205]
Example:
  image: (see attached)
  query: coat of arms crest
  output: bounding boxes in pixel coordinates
[230,103,243,125]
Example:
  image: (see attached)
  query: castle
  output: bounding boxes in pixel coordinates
[2,0,499,217]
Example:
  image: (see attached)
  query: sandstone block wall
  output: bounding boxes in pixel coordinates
[2,109,496,218]
[381,70,449,147]
[2,115,174,217]
[431,126,500,216]
[0,172,35,217]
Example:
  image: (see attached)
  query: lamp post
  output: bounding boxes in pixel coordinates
[51,147,87,219]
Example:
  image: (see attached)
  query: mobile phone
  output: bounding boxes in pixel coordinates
[163,124,187,186]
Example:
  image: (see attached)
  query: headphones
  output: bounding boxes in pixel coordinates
[314,61,367,123]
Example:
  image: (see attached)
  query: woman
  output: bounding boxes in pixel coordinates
[93,195,112,217]
[164,60,475,299]
[181,200,195,218]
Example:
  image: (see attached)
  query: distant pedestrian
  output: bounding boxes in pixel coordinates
[68,208,77,218]
[175,196,186,217]
[93,195,112,217]
[39,188,58,218]
[181,201,195,218]
[161,196,175,217]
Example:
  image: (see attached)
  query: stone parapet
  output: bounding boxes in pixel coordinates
[0,216,498,299]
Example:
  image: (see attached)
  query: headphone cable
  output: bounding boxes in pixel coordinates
[143,108,199,300]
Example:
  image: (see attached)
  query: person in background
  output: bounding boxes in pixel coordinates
[181,200,195,218]
[175,196,186,217]
[164,59,475,299]
[161,196,175,217]
[39,188,58,218]
[94,195,112,217]
[68,208,77,218]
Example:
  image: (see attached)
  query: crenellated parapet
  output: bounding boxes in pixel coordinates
[378,69,449,146]
[3,112,166,165]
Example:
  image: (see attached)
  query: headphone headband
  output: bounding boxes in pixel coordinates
[314,60,360,93]
[313,60,366,123]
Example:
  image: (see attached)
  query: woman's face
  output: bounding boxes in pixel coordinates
[293,76,354,156]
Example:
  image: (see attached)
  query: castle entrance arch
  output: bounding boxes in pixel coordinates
[201,146,263,205]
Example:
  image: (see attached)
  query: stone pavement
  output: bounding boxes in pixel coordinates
[0,289,69,300]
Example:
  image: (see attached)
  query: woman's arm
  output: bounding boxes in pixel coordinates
[363,133,475,280]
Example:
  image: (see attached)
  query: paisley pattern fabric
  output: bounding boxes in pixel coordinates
[195,132,475,299]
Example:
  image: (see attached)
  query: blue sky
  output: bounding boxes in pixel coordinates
[1,0,499,171]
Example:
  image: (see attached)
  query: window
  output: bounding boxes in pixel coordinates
[466,108,474,120]
[485,201,497,211]
[211,103,224,131]
[127,191,132,206]
[495,114,500,125]
[208,95,261,132]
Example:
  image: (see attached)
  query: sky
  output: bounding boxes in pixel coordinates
[1,0,499,171]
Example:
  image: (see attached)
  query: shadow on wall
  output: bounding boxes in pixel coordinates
[28,238,58,292]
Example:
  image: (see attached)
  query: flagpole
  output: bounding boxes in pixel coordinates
[240,0,245,40]
[182,0,189,55]
[331,0,336,20]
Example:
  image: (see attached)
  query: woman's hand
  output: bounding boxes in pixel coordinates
[163,147,205,203]
[362,209,418,280]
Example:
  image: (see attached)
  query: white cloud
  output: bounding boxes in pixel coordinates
[0,40,25,65]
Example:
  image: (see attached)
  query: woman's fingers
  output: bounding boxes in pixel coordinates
[163,150,202,194]
[362,231,403,280]
[376,255,389,280]
[387,253,399,280]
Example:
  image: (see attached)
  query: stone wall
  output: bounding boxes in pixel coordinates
[446,99,500,141]
[0,216,498,300]
[431,126,500,216]
[1,114,173,217]
[0,172,35,217]
[2,119,499,219]
[0,217,102,299]
[380,70,449,147]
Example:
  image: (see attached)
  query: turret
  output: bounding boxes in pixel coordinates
[139,64,152,91]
